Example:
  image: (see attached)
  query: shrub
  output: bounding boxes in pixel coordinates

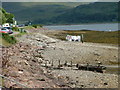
[32,25,37,28]
[39,24,43,27]
[32,24,43,28]
[12,27,19,31]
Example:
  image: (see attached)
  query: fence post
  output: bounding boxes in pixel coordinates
[81,34,84,43]
[51,60,53,67]
[58,60,61,68]
[64,61,67,66]
[71,61,72,70]
[45,60,47,68]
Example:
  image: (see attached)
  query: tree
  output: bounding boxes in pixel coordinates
[0,8,14,24]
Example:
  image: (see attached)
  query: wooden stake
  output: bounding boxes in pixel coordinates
[71,61,72,69]
[58,60,60,68]
[51,60,53,66]
[45,61,47,68]
[64,61,67,66]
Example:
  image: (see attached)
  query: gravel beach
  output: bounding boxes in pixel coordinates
[2,28,118,88]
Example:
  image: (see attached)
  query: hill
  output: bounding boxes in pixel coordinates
[2,2,119,25]
[2,2,88,24]
[50,2,118,24]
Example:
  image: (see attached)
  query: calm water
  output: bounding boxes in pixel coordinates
[44,23,119,31]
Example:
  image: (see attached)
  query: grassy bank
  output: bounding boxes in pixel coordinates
[47,30,119,45]
[0,33,17,47]
[0,38,12,46]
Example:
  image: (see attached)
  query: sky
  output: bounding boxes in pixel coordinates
[1,0,120,2]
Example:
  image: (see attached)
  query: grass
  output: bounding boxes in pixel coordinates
[0,27,28,47]
[0,37,13,47]
[106,67,119,74]
[24,26,35,30]
[1,33,17,44]
[50,30,119,45]
[109,61,120,65]
[13,31,27,38]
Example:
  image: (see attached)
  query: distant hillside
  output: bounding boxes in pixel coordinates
[20,2,87,7]
[2,2,88,24]
[3,2,119,25]
[50,2,118,24]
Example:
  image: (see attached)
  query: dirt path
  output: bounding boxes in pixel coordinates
[10,31,19,36]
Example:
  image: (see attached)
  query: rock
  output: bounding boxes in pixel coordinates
[9,71,19,77]
[94,53,100,56]
[19,49,25,52]
[32,59,37,62]
[37,58,43,63]
[37,78,45,81]
[70,81,76,85]
[18,71,23,74]
[104,82,108,85]
[24,61,29,65]
[43,70,47,74]
[80,84,84,88]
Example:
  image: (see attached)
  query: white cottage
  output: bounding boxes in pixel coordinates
[66,35,81,42]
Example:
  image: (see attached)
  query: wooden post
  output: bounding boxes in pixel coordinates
[64,61,67,66]
[81,34,84,43]
[71,61,72,69]
[45,61,47,68]
[86,63,89,70]
[58,60,60,68]
[51,60,53,67]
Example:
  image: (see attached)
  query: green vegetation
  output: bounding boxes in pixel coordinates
[0,33,17,44]
[13,31,27,38]
[12,27,19,31]
[20,2,87,7]
[52,2,118,24]
[2,2,119,25]
[24,26,35,29]
[12,27,27,37]
[0,37,12,46]
[0,8,16,46]
[3,2,72,24]
[50,30,119,45]
[32,24,43,28]
[0,8,14,24]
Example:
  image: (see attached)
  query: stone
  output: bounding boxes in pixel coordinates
[9,71,19,77]
[104,82,108,85]
[37,78,45,81]
[18,71,23,74]
[24,61,29,65]
[70,81,76,85]
[19,49,25,52]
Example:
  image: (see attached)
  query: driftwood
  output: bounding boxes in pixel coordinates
[76,64,106,73]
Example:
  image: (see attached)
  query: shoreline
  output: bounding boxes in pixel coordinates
[41,29,119,45]
[43,22,119,26]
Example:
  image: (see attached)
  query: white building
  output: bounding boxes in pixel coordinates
[66,35,81,42]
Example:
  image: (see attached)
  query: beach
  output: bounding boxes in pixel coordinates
[2,28,118,88]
